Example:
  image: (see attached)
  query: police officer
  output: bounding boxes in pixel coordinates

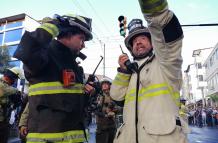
[14,14,95,143]
[95,78,117,143]
[0,67,22,143]
[110,0,189,143]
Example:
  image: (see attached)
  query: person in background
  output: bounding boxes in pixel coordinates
[95,78,117,143]
[19,102,29,143]
[0,67,22,143]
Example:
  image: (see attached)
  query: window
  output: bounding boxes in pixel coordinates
[198,75,203,81]
[189,84,192,90]
[216,49,218,60]
[188,75,191,81]
[8,60,21,67]
[0,33,3,44]
[4,29,23,43]
[8,45,18,56]
[216,73,218,85]
[205,63,207,69]
[6,21,22,29]
[211,77,215,89]
[197,63,202,69]
[210,57,213,67]
[0,25,4,31]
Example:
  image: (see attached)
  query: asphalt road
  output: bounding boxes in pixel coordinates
[8,125,218,143]
[188,126,218,143]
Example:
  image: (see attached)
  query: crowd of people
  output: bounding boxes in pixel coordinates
[188,106,218,128]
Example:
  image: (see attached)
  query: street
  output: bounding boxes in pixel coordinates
[8,125,218,143]
[188,126,218,143]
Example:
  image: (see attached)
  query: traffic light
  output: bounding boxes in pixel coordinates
[118,15,127,37]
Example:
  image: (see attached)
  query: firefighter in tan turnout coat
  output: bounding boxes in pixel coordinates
[110,0,189,143]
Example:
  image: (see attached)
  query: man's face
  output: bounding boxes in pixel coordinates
[101,83,110,94]
[132,35,152,57]
[2,75,16,85]
[67,33,86,53]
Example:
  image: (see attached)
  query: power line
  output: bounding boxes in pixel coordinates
[86,0,111,32]
[70,0,106,39]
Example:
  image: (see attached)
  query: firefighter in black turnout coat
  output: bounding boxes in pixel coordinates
[14,14,95,143]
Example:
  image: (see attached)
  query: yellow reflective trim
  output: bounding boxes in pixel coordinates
[30,82,63,89]
[114,76,129,83]
[141,0,167,14]
[28,130,84,138]
[167,84,180,107]
[123,83,180,106]
[27,140,85,143]
[179,110,185,116]
[39,23,59,38]
[29,82,84,96]
[116,73,131,80]
[26,141,43,143]
[27,130,86,143]
[125,95,136,104]
[125,89,136,101]
[173,92,180,107]
[27,142,82,143]
[139,90,170,102]
[112,73,131,86]
[113,80,129,86]
[29,89,84,96]
[141,0,165,6]
[139,83,168,94]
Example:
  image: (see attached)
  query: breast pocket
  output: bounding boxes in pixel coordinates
[140,67,151,87]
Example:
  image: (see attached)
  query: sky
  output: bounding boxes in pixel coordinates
[1,0,218,79]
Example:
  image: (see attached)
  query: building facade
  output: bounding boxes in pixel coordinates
[0,13,40,89]
[204,43,218,107]
[182,48,213,109]
[0,13,40,67]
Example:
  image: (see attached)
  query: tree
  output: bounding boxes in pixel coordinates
[210,94,218,102]
[0,45,11,74]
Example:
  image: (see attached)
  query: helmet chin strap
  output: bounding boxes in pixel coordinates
[133,49,153,60]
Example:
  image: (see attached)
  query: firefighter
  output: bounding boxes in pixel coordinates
[110,0,189,143]
[95,78,117,143]
[0,67,22,143]
[179,98,189,123]
[19,102,29,143]
[13,14,95,143]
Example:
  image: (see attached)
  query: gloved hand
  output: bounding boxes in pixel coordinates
[107,111,115,118]
[19,126,28,137]
[41,17,62,29]
[40,17,63,37]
